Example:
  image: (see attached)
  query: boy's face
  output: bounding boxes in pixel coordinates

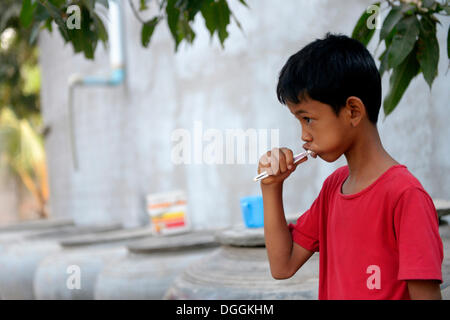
[287,98,355,163]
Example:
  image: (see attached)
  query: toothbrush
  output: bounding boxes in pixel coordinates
[253,150,313,182]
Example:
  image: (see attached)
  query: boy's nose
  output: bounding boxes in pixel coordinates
[301,130,312,142]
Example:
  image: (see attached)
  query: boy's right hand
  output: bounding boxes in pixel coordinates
[257,148,308,185]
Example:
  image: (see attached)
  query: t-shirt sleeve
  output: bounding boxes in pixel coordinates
[288,182,328,253]
[394,187,443,282]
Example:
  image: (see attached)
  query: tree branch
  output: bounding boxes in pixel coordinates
[128,0,145,24]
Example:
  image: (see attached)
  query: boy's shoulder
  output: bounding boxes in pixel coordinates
[323,164,428,197]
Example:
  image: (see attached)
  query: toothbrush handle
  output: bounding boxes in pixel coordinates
[293,150,310,164]
[253,150,311,182]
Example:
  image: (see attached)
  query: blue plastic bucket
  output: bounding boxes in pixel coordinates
[240,196,264,228]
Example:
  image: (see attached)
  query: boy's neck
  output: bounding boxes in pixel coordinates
[343,125,399,186]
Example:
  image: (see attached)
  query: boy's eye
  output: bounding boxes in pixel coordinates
[302,117,312,124]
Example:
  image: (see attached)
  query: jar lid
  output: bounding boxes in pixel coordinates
[59,227,154,247]
[24,224,121,241]
[127,231,219,254]
[0,218,74,233]
[214,226,265,247]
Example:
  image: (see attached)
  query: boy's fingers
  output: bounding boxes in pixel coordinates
[281,148,294,170]
[293,155,308,167]
[258,147,308,182]
[270,148,280,175]
[278,150,287,173]
[259,154,270,168]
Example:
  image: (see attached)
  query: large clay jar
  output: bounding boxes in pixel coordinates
[94,231,219,299]
[0,224,120,299]
[0,218,74,233]
[164,227,320,300]
[0,218,75,245]
[33,227,154,300]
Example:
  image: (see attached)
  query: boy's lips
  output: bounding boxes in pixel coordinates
[303,145,318,158]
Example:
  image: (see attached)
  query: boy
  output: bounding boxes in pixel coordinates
[258,34,443,300]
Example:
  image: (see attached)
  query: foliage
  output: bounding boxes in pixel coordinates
[0,1,249,218]
[1,0,41,120]
[0,108,49,218]
[1,1,47,217]
[14,0,248,59]
[352,0,449,116]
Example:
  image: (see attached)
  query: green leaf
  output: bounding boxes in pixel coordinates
[201,0,231,47]
[178,15,196,44]
[92,12,108,43]
[380,6,402,41]
[238,0,249,8]
[67,24,84,53]
[351,3,380,46]
[185,0,205,20]
[216,0,230,46]
[384,24,397,48]
[166,0,182,50]
[383,47,420,116]
[416,16,439,88]
[66,6,97,59]
[34,3,50,23]
[200,0,216,37]
[379,48,389,78]
[20,0,37,28]
[39,0,69,40]
[44,18,53,32]
[388,15,420,68]
[141,17,160,48]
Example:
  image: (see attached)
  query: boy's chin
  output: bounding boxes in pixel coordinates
[318,152,341,163]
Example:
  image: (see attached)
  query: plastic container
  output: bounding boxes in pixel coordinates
[146,190,190,235]
[240,196,264,228]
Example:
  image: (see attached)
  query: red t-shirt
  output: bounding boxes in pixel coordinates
[288,164,443,300]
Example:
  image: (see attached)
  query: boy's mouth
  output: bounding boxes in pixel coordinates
[303,145,318,158]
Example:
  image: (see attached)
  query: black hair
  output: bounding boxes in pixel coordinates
[276,33,381,124]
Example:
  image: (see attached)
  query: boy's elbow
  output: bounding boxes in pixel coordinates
[271,273,291,280]
[270,269,294,280]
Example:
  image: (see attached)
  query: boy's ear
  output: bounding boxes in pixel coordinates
[345,96,365,127]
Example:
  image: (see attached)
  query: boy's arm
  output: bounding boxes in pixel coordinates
[407,280,442,300]
[262,182,314,279]
[393,188,444,300]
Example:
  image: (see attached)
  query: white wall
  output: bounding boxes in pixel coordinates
[39,0,450,228]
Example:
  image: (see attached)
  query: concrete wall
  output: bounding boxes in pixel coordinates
[39,0,450,228]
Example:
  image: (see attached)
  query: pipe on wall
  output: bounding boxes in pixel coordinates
[67,0,126,170]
